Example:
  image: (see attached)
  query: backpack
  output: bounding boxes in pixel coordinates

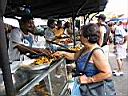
[99,24,112,46]
[114,26,126,45]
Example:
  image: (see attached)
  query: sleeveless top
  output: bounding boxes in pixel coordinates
[76,51,100,77]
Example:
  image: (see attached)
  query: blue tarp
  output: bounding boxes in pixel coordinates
[110,18,128,22]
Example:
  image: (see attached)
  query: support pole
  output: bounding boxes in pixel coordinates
[84,15,86,24]
[0,18,16,96]
[0,0,16,95]
[72,15,76,47]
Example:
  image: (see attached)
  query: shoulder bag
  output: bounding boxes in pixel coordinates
[79,48,116,96]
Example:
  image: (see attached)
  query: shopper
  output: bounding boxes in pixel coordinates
[96,14,111,60]
[108,22,128,76]
[53,23,115,95]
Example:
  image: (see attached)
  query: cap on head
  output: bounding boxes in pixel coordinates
[96,14,106,21]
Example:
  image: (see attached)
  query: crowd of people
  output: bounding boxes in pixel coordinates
[95,14,128,76]
[2,13,128,95]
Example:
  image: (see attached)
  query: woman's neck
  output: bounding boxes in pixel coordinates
[84,43,99,51]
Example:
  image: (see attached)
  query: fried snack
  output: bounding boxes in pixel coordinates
[34,57,50,65]
[64,38,72,44]
[69,46,81,51]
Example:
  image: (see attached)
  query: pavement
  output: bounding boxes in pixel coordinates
[109,44,128,96]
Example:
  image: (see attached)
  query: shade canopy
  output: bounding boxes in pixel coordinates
[4,0,108,19]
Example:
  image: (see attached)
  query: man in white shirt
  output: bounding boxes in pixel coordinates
[44,18,59,51]
[108,22,128,76]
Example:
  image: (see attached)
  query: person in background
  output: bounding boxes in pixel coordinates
[53,23,113,95]
[44,19,63,78]
[44,18,57,51]
[54,20,64,38]
[53,20,65,78]
[53,20,64,43]
[44,19,64,51]
[96,14,111,60]
[44,18,56,41]
[118,21,124,29]
[108,22,128,76]
[118,21,128,32]
[63,21,73,37]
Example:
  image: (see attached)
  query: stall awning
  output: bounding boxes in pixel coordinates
[4,0,108,18]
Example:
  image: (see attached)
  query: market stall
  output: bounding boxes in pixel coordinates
[0,0,108,96]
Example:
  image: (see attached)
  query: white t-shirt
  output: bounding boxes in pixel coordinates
[44,27,56,49]
[115,26,127,44]
[44,27,55,41]
[8,28,34,62]
[8,28,23,62]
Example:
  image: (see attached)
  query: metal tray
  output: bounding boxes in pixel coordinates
[20,59,51,71]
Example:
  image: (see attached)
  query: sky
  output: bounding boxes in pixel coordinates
[104,0,128,17]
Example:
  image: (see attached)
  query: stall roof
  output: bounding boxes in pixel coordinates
[4,0,108,19]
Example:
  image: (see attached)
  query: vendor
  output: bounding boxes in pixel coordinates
[7,15,51,96]
[8,15,51,63]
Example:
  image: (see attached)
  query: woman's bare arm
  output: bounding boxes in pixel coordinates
[92,49,112,82]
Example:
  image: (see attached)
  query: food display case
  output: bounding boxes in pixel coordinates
[0,58,68,96]
[15,58,68,96]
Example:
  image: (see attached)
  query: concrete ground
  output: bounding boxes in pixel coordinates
[109,44,128,96]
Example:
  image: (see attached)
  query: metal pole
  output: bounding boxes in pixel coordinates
[70,0,76,48]
[47,74,53,96]
[0,19,16,96]
[0,0,16,95]
[72,11,76,47]
[72,18,76,47]
[84,15,86,24]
